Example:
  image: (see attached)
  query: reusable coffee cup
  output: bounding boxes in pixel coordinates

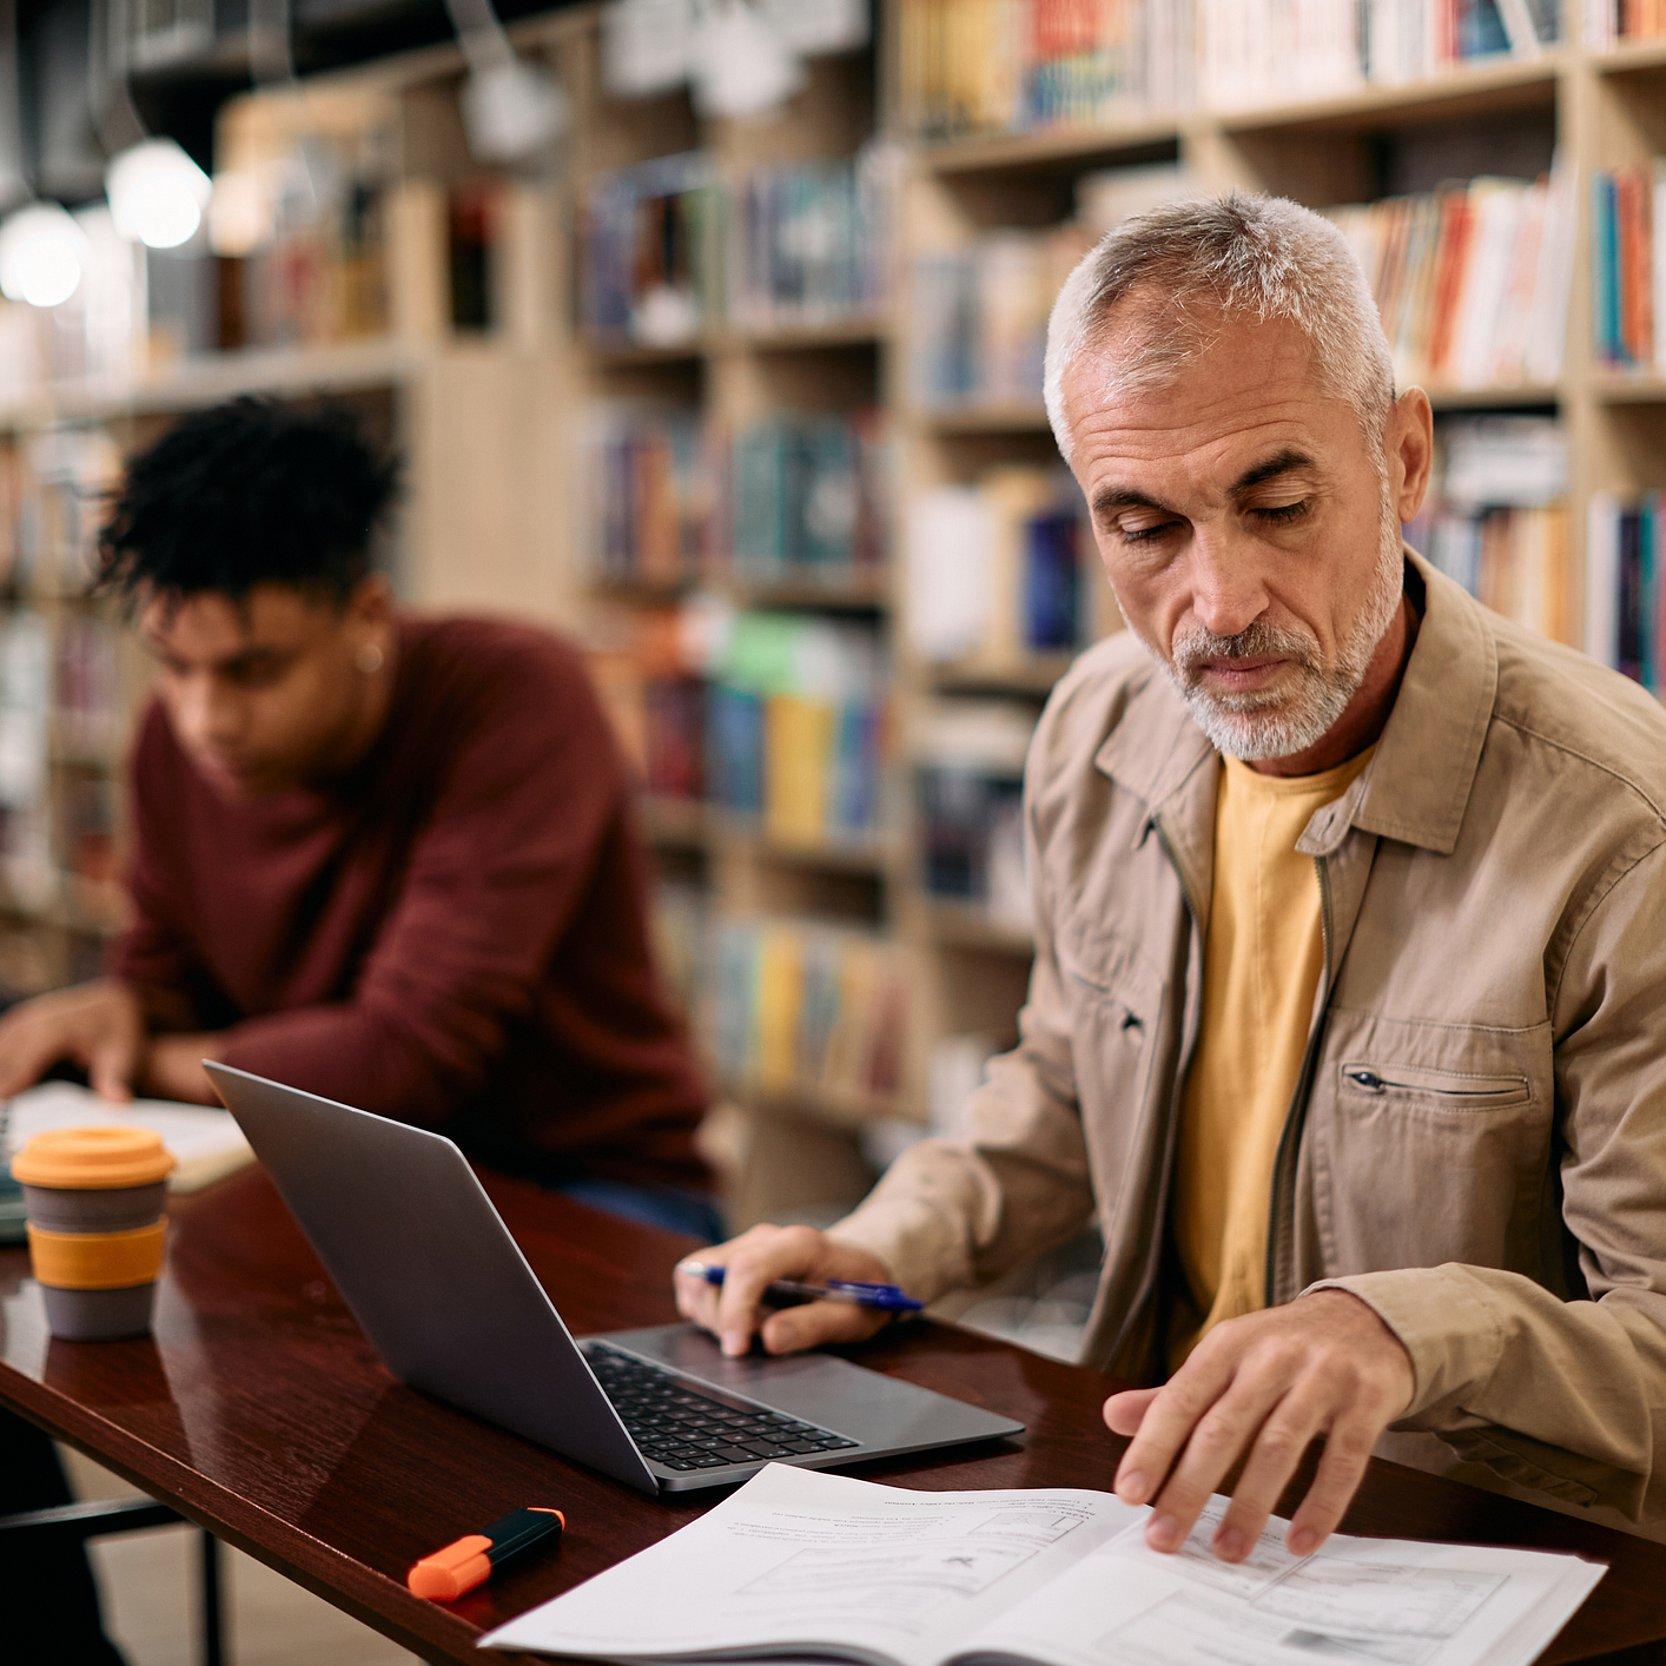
[11,1126,175,1340]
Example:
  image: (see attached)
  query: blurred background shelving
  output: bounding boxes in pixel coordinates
[2,0,1664,1225]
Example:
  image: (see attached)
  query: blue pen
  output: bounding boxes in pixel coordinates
[676,1259,923,1314]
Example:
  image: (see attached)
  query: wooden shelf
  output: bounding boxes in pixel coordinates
[916,402,1052,436]
[721,317,887,353]
[0,340,415,431]
[726,570,890,611]
[640,795,713,848]
[640,798,897,873]
[1592,35,1666,77]
[921,115,1183,176]
[594,570,891,611]
[722,819,899,875]
[917,897,1035,957]
[581,335,709,368]
[1422,382,1561,410]
[1212,53,1562,136]
[580,317,885,366]
[1592,371,1666,405]
[928,654,1077,697]
[590,573,699,605]
[729,1076,916,1132]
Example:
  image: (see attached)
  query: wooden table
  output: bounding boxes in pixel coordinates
[1,1168,1663,1665]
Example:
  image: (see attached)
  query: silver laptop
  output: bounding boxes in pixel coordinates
[205,1063,1024,1494]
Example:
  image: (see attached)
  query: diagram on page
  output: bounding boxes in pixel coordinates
[969,1498,1578,1666]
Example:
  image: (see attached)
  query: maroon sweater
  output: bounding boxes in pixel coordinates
[111,615,710,1191]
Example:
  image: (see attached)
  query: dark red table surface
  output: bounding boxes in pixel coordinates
[1,1166,1662,1664]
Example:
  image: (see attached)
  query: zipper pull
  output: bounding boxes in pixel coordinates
[1345,1068,1385,1091]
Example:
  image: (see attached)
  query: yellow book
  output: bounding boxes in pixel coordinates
[765,694,835,843]
[755,927,803,1091]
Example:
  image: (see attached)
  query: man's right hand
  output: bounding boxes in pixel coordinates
[0,980,146,1102]
[674,1224,899,1358]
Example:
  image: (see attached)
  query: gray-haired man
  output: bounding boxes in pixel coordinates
[676,193,1666,1559]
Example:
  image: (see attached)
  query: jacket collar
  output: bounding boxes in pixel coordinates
[1093,545,1497,857]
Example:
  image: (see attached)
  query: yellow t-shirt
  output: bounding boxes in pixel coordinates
[1166,745,1375,1368]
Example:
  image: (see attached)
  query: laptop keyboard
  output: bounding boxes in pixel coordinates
[584,1342,860,1473]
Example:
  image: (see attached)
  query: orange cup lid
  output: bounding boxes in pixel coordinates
[10,1126,176,1189]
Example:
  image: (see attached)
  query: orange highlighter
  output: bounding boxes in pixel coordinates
[407,1506,566,1602]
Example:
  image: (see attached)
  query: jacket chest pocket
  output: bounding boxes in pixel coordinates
[1057,917,1168,1220]
[1308,1015,1554,1279]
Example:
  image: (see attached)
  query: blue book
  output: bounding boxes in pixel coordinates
[1594,174,1623,366]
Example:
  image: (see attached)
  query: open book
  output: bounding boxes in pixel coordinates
[480,1463,1604,1666]
[3,1082,254,1193]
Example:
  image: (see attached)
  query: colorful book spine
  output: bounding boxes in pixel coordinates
[580,153,726,345]
[1330,170,1574,388]
[1408,415,1574,646]
[590,605,707,803]
[732,150,891,329]
[707,916,909,1109]
[1592,163,1664,371]
[910,227,1093,410]
[905,467,1095,665]
[585,408,712,588]
[707,612,889,842]
[726,413,890,583]
[1586,0,1666,43]
[897,0,1191,141]
[1587,494,1666,697]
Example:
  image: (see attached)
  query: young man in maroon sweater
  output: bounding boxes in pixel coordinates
[0,400,718,1660]
[0,396,715,1231]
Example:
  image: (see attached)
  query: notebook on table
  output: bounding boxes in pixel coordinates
[0,1082,255,1242]
[481,1462,1605,1666]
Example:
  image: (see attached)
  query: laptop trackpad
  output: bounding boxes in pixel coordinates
[593,1323,1023,1449]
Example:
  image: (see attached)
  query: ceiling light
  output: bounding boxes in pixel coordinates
[0,203,88,307]
[105,139,212,250]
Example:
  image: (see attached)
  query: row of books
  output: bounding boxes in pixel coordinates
[1588,494,1666,696]
[1199,0,1557,107]
[1585,1,1666,41]
[1409,416,1574,644]
[910,229,1091,411]
[706,916,910,1112]
[913,701,1035,925]
[53,618,125,758]
[732,152,892,330]
[581,151,890,347]
[1330,172,1575,391]
[1592,164,1665,371]
[708,614,890,843]
[0,429,124,598]
[0,613,50,817]
[910,162,1195,412]
[894,0,1557,140]
[586,408,891,589]
[594,606,892,844]
[895,0,1194,140]
[591,606,707,802]
[905,467,1094,665]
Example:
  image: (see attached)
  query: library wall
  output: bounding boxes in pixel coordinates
[3,0,1666,1228]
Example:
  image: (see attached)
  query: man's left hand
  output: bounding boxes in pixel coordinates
[1104,1290,1414,1563]
[139,1033,228,1105]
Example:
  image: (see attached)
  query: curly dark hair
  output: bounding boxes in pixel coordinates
[96,396,402,605]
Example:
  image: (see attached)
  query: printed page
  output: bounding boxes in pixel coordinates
[3,1082,254,1192]
[479,1463,1144,1665]
[961,1496,1606,1666]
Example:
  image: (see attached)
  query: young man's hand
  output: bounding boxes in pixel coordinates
[1104,1289,1414,1563]
[674,1224,897,1357]
[138,1033,226,1105]
[0,979,147,1102]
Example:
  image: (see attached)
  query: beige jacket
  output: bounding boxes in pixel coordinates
[837,548,1666,1540]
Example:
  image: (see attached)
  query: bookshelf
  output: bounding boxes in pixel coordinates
[4,1,1665,1224]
